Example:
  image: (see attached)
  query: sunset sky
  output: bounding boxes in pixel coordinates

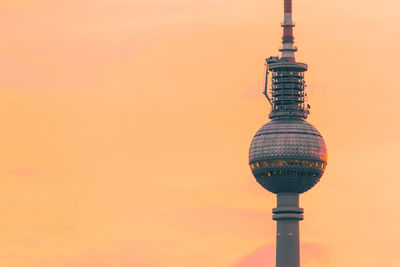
[0,0,400,266]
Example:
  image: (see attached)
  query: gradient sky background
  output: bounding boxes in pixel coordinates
[0,0,400,266]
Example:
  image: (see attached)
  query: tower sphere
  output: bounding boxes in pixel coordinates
[249,118,327,194]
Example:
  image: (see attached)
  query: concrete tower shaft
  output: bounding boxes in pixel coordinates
[273,193,303,267]
[280,0,297,62]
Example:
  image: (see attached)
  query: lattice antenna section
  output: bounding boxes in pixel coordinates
[265,57,309,119]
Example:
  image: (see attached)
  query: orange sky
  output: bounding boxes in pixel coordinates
[0,0,400,266]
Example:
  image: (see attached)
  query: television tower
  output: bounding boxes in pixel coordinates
[248,0,328,266]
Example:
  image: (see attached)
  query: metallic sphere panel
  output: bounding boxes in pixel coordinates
[249,119,327,194]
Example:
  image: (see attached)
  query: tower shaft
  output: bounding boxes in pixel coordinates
[273,193,303,267]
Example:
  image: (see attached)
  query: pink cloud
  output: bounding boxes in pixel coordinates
[34,241,160,267]
[233,243,327,267]
[173,207,274,237]
[233,244,275,267]
[6,167,43,177]
[14,237,40,248]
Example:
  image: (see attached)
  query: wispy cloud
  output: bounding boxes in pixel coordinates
[5,167,43,177]
[232,243,328,267]
[34,241,159,267]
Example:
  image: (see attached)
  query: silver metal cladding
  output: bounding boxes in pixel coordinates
[249,118,327,193]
